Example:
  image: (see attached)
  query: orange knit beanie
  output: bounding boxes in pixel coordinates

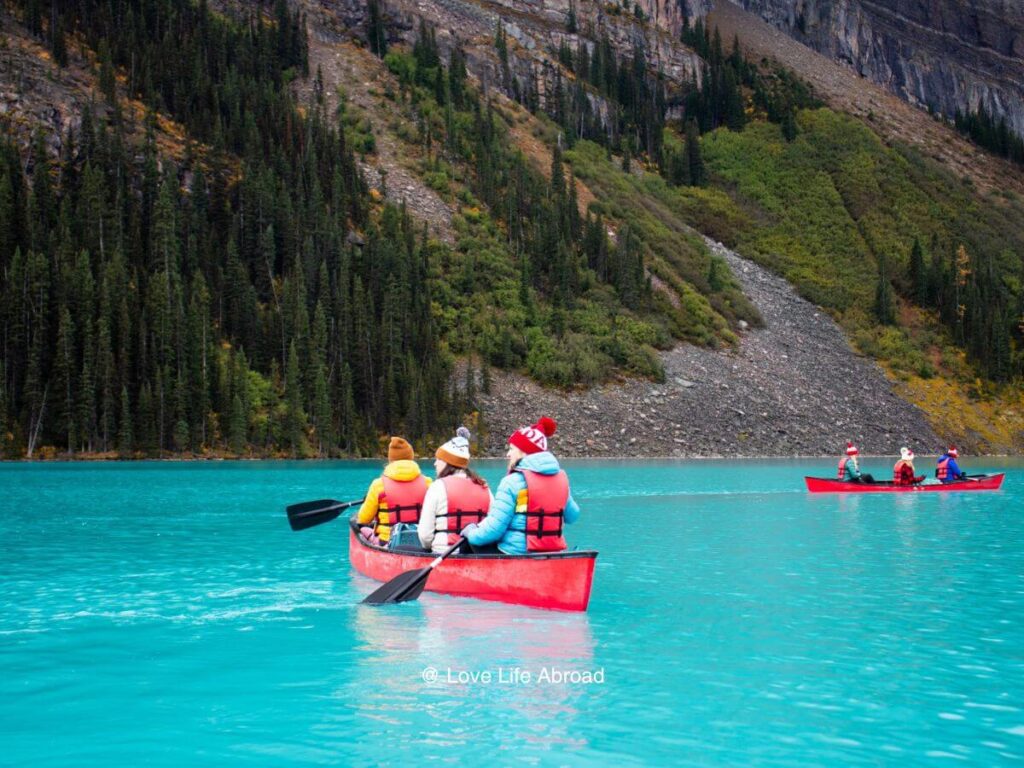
[388,436,414,462]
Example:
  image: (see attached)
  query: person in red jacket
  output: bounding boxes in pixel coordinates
[893,447,925,486]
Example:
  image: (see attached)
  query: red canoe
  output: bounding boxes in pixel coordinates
[347,523,598,612]
[805,474,1005,493]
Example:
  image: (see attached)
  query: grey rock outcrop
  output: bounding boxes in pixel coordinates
[306,0,706,120]
[725,0,1024,138]
[475,237,940,458]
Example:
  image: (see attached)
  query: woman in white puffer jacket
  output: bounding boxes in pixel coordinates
[419,427,494,554]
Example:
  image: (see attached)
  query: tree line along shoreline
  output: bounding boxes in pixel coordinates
[2,0,1022,460]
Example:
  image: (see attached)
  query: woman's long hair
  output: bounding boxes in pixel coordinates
[438,462,488,487]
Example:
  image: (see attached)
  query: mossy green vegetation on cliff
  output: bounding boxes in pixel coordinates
[565,139,762,347]
[671,109,1024,385]
[376,36,763,389]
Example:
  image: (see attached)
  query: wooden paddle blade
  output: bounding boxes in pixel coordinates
[362,567,430,604]
[286,499,345,531]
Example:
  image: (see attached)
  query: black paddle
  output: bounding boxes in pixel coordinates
[362,536,467,605]
[286,498,364,531]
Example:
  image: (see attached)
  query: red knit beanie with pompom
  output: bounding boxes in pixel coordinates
[508,417,557,455]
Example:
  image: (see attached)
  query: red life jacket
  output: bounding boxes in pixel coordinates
[521,470,569,553]
[377,475,428,537]
[437,475,491,545]
[893,460,914,485]
[936,457,950,481]
[837,457,849,479]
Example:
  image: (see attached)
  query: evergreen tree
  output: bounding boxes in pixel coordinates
[723,68,745,131]
[229,394,247,455]
[685,119,705,186]
[953,244,971,344]
[138,382,156,454]
[781,109,798,142]
[909,237,928,306]
[118,386,133,455]
[53,306,76,451]
[449,46,467,109]
[874,255,897,325]
[28,134,55,254]
[52,18,69,67]
[708,257,724,292]
[284,341,308,457]
[495,21,511,92]
[98,40,117,105]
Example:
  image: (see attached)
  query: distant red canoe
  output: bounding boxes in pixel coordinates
[347,523,597,612]
[805,474,1005,493]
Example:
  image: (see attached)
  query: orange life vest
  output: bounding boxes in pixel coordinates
[521,470,569,553]
[893,460,915,485]
[936,457,950,481]
[376,475,428,540]
[436,475,491,546]
[837,456,850,479]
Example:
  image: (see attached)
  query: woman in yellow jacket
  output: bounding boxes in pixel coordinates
[357,437,431,545]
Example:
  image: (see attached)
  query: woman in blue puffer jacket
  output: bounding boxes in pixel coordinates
[462,417,580,555]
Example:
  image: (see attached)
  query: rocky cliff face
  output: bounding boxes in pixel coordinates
[304,0,705,126]
[726,0,1024,137]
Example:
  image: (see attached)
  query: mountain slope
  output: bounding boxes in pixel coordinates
[477,234,940,457]
[2,0,1022,458]
[709,0,1024,197]
[724,0,1024,141]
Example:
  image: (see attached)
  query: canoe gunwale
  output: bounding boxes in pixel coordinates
[346,517,598,561]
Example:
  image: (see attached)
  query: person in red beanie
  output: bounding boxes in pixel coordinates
[462,416,580,555]
[837,441,874,482]
[936,446,967,483]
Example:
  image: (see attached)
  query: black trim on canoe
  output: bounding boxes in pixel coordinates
[348,518,598,561]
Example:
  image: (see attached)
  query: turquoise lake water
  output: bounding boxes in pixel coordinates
[2,458,1023,766]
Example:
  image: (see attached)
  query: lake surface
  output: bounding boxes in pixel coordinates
[2,458,1023,765]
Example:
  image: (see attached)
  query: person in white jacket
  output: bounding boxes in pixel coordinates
[419,427,494,554]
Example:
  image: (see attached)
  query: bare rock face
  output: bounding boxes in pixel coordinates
[636,0,713,38]
[726,0,1024,138]
[318,0,707,137]
[482,0,712,39]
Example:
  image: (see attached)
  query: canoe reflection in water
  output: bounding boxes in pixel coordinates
[348,594,597,750]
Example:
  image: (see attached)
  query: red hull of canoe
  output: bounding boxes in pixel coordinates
[805,473,1005,493]
[347,527,597,612]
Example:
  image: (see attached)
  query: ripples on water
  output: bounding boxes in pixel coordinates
[1,459,1022,765]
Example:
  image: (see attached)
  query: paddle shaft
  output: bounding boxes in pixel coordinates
[426,536,467,571]
[362,536,467,604]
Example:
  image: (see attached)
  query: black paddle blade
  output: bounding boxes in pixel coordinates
[286,499,347,531]
[362,567,431,604]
